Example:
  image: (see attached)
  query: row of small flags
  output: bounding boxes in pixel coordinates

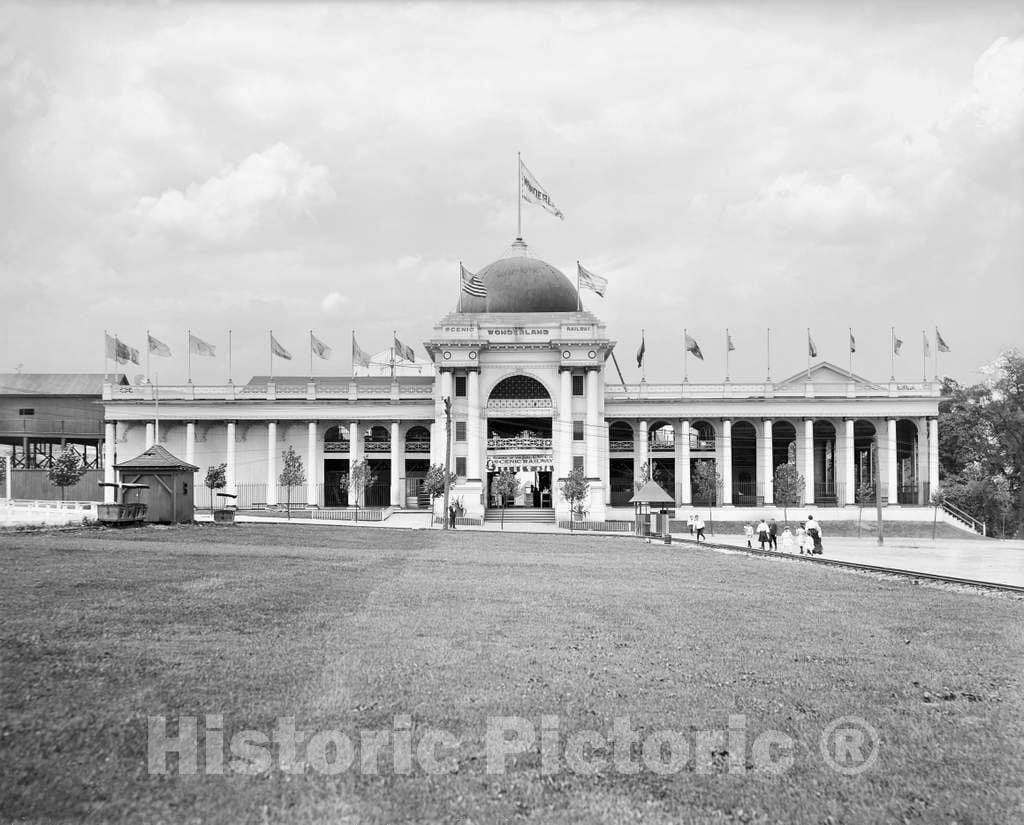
[633,329,951,367]
[104,331,417,368]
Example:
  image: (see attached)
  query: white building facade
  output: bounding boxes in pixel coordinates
[101,243,941,522]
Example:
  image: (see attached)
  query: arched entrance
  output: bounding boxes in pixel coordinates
[854,420,877,503]
[772,421,797,472]
[649,421,675,501]
[404,425,431,507]
[323,425,350,507]
[486,375,554,510]
[896,419,920,504]
[609,421,634,506]
[813,421,837,505]
[731,421,758,506]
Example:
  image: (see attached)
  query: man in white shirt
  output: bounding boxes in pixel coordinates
[804,514,823,554]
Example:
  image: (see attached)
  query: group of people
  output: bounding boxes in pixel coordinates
[744,515,824,554]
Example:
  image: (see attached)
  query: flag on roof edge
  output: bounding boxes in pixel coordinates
[685,333,704,361]
[148,334,172,357]
[578,263,608,297]
[271,334,292,360]
[394,336,415,362]
[460,264,487,298]
[936,328,950,352]
[808,332,818,358]
[311,333,332,360]
[352,335,372,368]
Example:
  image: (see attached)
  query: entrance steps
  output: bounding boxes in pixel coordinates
[484,507,555,524]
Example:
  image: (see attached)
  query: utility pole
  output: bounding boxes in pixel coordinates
[442,396,452,530]
[873,437,884,545]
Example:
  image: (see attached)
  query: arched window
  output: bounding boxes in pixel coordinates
[649,421,675,451]
[690,421,715,451]
[324,425,349,444]
[609,421,634,453]
[488,375,550,401]
[405,426,431,453]
[365,425,390,453]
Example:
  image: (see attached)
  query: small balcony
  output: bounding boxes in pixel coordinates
[487,436,553,451]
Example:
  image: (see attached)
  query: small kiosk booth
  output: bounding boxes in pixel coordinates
[114,445,198,524]
[629,480,676,541]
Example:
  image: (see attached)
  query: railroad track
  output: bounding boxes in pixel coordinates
[678,537,1024,594]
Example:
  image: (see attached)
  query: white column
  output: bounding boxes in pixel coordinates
[103,422,116,503]
[559,370,572,478]
[307,421,318,507]
[390,421,402,506]
[585,369,599,476]
[145,422,155,449]
[638,420,649,480]
[804,418,815,505]
[467,370,481,479]
[225,421,236,494]
[928,417,939,501]
[185,421,195,467]
[679,419,691,505]
[349,422,362,461]
[440,370,453,403]
[722,419,733,506]
[762,419,773,505]
[886,418,897,505]
[844,419,855,507]
[266,421,278,506]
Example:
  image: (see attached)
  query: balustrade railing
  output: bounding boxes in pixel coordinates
[487,436,553,450]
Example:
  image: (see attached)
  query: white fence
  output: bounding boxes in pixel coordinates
[0,499,99,527]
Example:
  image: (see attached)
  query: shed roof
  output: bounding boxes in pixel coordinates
[628,480,675,504]
[0,373,128,396]
[115,445,199,471]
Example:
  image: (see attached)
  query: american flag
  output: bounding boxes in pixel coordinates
[461,264,487,298]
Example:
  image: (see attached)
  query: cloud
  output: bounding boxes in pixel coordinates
[131,143,336,246]
[732,172,903,242]
[321,291,348,313]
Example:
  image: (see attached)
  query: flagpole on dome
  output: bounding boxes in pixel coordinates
[516,151,522,241]
[458,262,463,313]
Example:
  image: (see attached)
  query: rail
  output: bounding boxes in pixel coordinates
[941,500,986,536]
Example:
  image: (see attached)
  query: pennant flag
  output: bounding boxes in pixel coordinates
[189,334,216,357]
[148,334,172,357]
[578,263,608,297]
[394,336,415,362]
[352,335,372,368]
[936,328,950,352]
[849,331,856,353]
[311,332,332,360]
[923,332,931,358]
[271,333,292,360]
[636,334,645,368]
[520,158,564,220]
[685,333,704,361]
[894,335,903,356]
[808,332,818,358]
[727,330,735,352]
[460,264,487,298]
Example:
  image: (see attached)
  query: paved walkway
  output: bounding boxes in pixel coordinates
[705,532,1024,588]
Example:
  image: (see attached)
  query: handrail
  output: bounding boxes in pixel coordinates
[941,499,985,535]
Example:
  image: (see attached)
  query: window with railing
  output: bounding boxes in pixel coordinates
[690,421,715,451]
[486,435,553,450]
[364,425,391,452]
[404,426,431,453]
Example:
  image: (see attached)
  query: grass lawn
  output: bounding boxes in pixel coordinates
[1,524,1022,824]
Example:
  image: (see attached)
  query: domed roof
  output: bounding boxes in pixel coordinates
[458,239,579,313]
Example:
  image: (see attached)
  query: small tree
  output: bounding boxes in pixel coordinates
[493,468,521,530]
[559,467,591,531]
[691,459,721,533]
[279,446,305,520]
[205,463,227,513]
[48,448,86,503]
[773,461,804,524]
[347,459,377,509]
[856,480,875,538]
[423,463,455,528]
[930,487,946,541]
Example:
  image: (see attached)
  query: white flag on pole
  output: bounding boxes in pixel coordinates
[520,159,564,220]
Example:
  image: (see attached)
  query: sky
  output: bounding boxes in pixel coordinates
[1,1,1022,387]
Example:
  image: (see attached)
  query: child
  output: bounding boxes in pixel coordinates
[756,518,770,550]
[743,523,754,548]
[780,525,794,553]
[796,525,807,554]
